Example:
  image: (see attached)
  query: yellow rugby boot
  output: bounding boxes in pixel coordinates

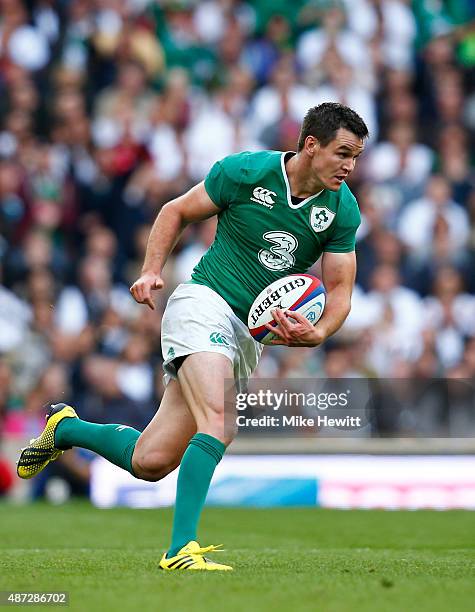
[17,403,78,479]
[159,541,233,571]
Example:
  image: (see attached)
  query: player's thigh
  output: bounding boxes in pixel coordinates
[177,352,236,445]
[132,379,196,478]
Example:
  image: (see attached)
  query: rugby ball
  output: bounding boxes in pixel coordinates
[248,274,326,345]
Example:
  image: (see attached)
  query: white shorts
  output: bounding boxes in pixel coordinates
[161,283,263,384]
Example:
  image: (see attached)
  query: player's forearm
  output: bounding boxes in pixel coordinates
[141,203,186,275]
[313,287,351,342]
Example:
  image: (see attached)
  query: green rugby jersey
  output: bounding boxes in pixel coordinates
[191,150,360,323]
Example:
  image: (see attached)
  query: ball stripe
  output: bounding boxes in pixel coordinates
[290,282,319,310]
[250,320,277,341]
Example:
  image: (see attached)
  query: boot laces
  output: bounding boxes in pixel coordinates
[192,544,224,555]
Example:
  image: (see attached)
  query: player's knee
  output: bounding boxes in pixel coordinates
[132,450,179,482]
[199,413,237,447]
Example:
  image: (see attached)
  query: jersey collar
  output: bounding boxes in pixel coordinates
[280,151,324,209]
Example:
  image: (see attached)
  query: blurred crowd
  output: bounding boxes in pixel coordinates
[1,0,475,468]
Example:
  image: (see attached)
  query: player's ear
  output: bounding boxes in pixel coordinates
[305,135,319,157]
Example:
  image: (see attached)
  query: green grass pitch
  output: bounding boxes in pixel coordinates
[1,501,474,612]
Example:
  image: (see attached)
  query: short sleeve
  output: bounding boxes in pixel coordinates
[323,189,361,253]
[204,157,240,209]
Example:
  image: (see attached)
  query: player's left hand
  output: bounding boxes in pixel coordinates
[265,309,325,347]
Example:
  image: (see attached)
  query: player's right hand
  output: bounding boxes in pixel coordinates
[129,272,164,310]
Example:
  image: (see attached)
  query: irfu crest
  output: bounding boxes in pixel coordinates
[310,206,335,232]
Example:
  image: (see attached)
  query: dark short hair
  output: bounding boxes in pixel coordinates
[297,103,369,151]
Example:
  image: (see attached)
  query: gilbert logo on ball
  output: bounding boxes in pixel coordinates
[248,274,326,345]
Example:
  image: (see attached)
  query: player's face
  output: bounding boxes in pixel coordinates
[311,128,365,191]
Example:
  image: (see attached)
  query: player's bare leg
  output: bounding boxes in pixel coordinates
[132,379,196,481]
[177,352,236,445]
[158,352,235,570]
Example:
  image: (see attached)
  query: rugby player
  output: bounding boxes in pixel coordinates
[18,103,368,571]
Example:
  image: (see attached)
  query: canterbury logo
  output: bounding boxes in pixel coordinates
[250,187,276,208]
[210,332,230,346]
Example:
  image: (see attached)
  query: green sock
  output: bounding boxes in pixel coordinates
[55,418,140,476]
[168,433,225,557]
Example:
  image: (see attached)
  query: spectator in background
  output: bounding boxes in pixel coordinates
[242,14,291,85]
[311,51,378,140]
[356,228,411,293]
[0,0,50,72]
[0,159,29,251]
[250,54,311,140]
[4,77,40,134]
[433,66,465,126]
[297,3,374,89]
[397,174,470,268]
[94,60,156,134]
[186,69,259,180]
[116,333,155,404]
[5,228,69,287]
[377,69,418,139]
[25,361,71,416]
[363,121,434,197]
[350,263,425,376]
[55,255,131,335]
[84,224,117,263]
[343,0,417,73]
[424,266,475,369]
[2,267,63,413]
[436,124,473,207]
[0,262,31,354]
[146,68,192,193]
[151,0,219,87]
